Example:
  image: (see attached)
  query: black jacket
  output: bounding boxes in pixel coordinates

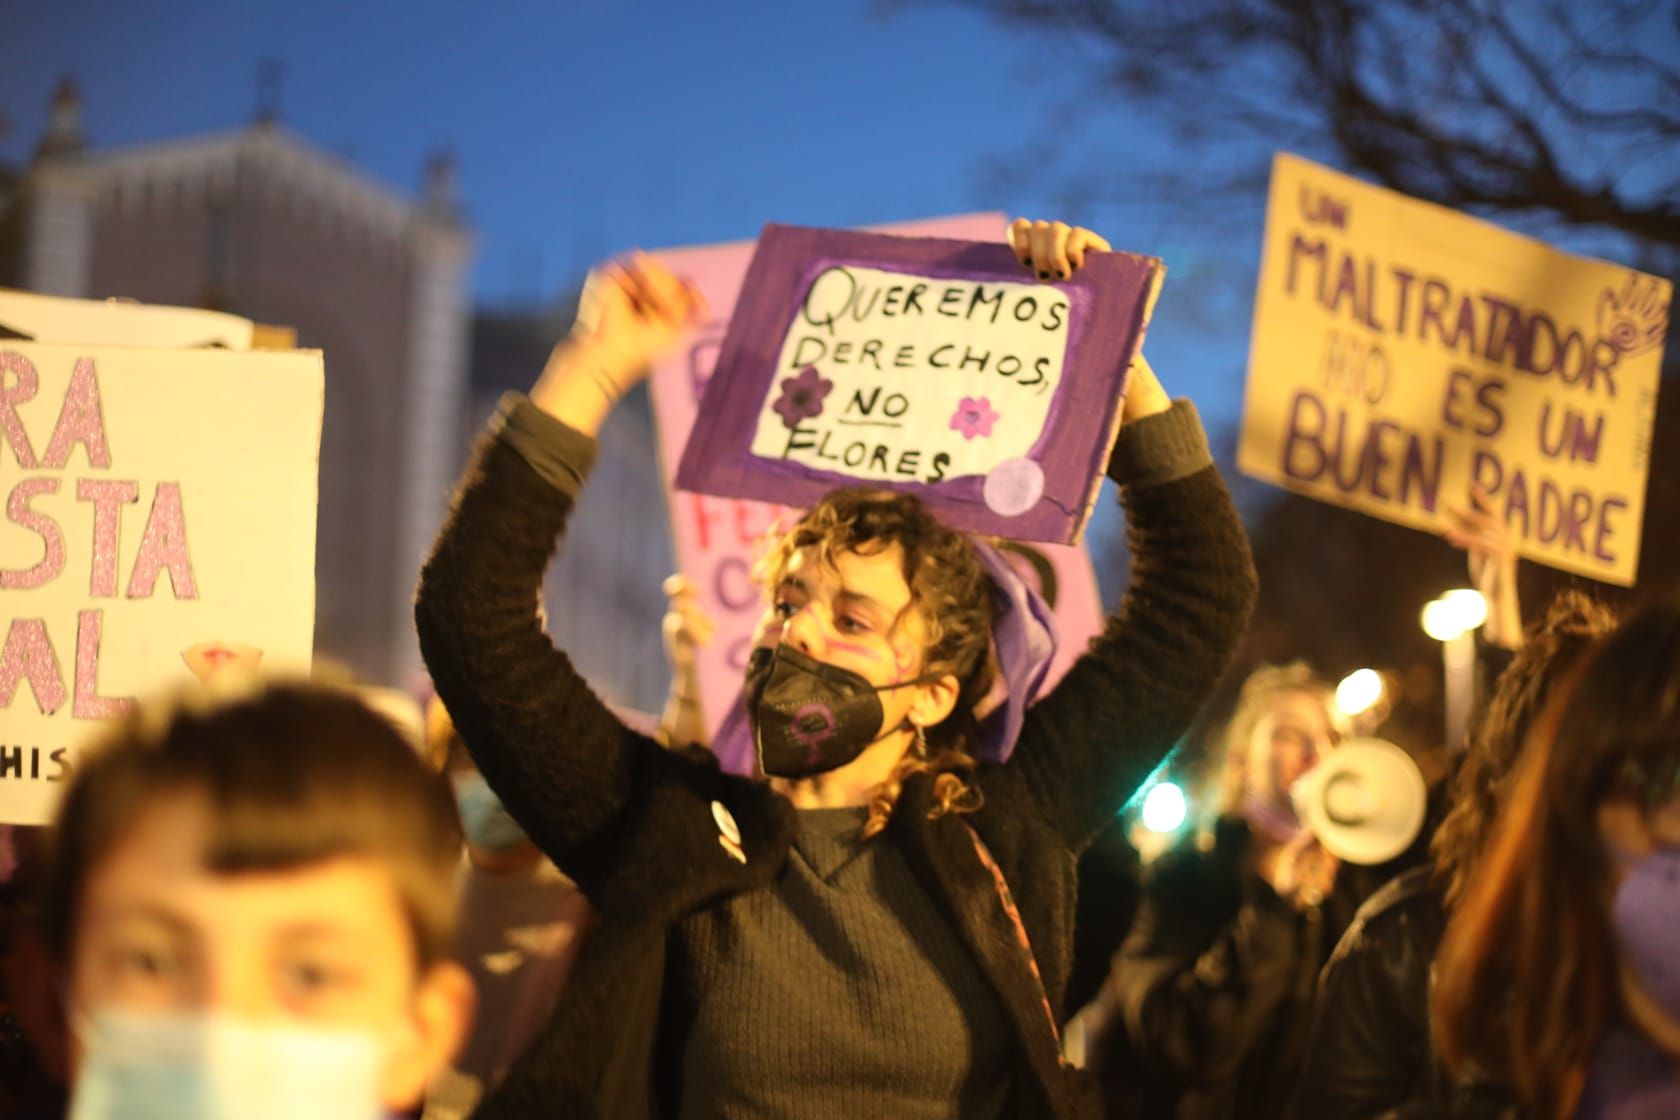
[415,395,1256,1118]
[1078,816,1397,1120]
[1290,866,1446,1118]
[1289,869,1529,1120]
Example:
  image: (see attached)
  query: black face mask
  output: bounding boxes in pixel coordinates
[746,645,930,779]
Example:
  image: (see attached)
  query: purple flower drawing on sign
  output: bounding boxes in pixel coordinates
[771,365,834,430]
[950,396,1001,441]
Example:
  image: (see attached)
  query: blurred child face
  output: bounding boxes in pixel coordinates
[1245,690,1341,804]
[67,788,470,1110]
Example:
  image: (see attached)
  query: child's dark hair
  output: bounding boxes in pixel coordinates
[45,679,463,966]
[767,487,996,836]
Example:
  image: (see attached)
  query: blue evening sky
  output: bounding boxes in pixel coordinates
[3,0,1259,426]
[8,0,1662,446]
[7,0,1283,573]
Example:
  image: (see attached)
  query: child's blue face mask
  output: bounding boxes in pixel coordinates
[69,1008,389,1120]
[450,771,530,854]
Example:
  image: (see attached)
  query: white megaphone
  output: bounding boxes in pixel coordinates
[1290,737,1427,866]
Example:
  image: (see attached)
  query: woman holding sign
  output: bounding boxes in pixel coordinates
[416,219,1256,1118]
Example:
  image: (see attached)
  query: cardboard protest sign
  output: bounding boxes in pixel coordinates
[1,341,322,823]
[675,224,1163,544]
[648,215,1107,771]
[0,287,259,350]
[1241,153,1670,585]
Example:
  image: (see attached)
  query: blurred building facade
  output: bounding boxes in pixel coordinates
[468,303,675,716]
[4,80,473,686]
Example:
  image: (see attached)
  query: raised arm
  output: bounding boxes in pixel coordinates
[414,259,705,886]
[1444,485,1523,653]
[1007,351,1258,847]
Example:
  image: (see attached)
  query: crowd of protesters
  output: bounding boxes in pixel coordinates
[0,219,1674,1119]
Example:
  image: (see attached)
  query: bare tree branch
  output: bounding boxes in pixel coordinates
[897,0,1680,246]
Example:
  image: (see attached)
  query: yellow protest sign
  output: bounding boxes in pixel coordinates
[1240,153,1669,585]
[0,341,322,823]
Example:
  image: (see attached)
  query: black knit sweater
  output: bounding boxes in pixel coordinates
[672,805,1012,1117]
[415,394,1257,1118]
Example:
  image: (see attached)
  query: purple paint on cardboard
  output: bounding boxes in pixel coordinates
[674,224,1160,544]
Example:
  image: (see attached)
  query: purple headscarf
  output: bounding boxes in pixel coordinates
[969,537,1060,764]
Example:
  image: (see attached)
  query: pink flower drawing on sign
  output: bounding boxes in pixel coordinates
[772,365,834,429]
[949,396,1001,441]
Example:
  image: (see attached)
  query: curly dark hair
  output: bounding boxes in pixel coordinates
[765,487,996,836]
[1429,589,1618,909]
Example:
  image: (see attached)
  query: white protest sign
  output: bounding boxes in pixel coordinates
[1,341,322,823]
[680,224,1161,544]
[748,265,1074,482]
[0,288,257,350]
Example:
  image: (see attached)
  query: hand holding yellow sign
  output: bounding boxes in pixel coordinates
[1240,154,1669,585]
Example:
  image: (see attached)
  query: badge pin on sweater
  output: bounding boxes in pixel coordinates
[712,801,746,864]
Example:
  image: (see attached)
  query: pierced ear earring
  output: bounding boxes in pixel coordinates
[912,722,929,758]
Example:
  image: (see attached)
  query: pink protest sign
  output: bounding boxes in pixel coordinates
[648,214,1107,773]
[674,224,1163,544]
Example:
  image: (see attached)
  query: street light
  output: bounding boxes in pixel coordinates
[1140,781,1188,834]
[1334,668,1385,719]
[1421,589,1487,748]
[1421,589,1488,640]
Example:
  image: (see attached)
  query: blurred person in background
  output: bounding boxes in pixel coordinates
[420,698,593,1120]
[1287,492,1613,1119]
[1070,662,1354,1119]
[1432,595,1680,1118]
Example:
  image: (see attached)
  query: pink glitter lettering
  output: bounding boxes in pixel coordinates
[42,357,112,470]
[0,618,67,716]
[0,350,41,469]
[0,478,66,589]
[126,482,198,600]
[77,479,139,597]
[74,609,134,720]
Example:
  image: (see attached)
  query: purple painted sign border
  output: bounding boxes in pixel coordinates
[674,223,1162,543]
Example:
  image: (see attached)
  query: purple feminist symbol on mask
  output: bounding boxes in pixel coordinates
[772,365,834,430]
[790,702,838,766]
